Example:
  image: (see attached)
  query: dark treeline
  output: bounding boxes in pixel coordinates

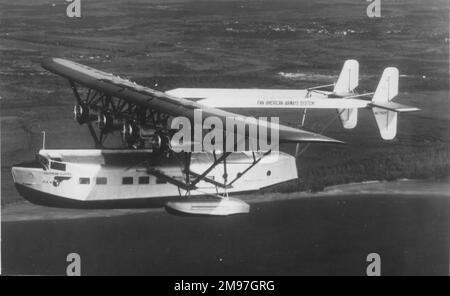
[273,144,450,193]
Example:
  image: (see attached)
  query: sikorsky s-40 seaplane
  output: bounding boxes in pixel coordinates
[12,58,419,215]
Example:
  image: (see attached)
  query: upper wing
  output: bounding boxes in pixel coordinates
[42,58,342,144]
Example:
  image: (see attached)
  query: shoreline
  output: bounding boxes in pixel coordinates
[2,178,449,223]
[321,178,450,195]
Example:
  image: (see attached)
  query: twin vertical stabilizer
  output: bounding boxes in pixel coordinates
[334,60,359,129]
[371,67,399,140]
[333,59,359,96]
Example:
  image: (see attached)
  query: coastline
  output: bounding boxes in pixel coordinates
[2,178,448,223]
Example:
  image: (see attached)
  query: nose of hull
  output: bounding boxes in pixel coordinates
[11,166,39,186]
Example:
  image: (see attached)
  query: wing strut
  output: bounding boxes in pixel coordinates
[189,151,232,189]
[69,81,102,148]
[228,150,271,186]
[145,149,272,198]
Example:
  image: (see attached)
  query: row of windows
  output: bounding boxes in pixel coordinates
[78,170,272,185]
[78,176,167,185]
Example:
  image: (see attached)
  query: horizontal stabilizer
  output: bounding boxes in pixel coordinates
[369,101,420,113]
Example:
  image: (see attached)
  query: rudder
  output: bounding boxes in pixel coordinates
[333,59,359,96]
[372,67,399,140]
[337,108,358,129]
[335,60,359,129]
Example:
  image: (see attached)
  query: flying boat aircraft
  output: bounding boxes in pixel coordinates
[11,58,419,215]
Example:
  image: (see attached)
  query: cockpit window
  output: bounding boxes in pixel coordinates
[50,161,66,171]
[36,155,49,169]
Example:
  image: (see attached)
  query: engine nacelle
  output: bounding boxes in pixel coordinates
[122,122,166,151]
[73,104,96,124]
[97,111,124,133]
[122,121,140,144]
[147,134,163,151]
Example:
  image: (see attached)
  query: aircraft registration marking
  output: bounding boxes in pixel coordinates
[257,99,315,106]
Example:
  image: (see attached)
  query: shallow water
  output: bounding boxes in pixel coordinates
[2,189,448,275]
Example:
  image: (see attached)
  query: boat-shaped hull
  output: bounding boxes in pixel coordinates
[12,149,298,208]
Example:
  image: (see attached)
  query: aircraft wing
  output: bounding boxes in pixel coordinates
[42,58,342,144]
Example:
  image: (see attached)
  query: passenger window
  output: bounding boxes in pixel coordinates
[122,177,133,185]
[79,177,90,185]
[156,177,167,184]
[138,176,149,184]
[96,177,107,185]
